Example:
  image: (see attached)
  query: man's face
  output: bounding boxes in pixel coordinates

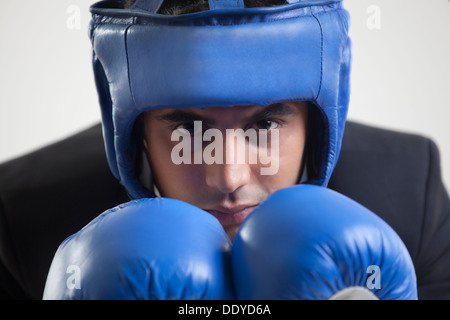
[143,101,308,241]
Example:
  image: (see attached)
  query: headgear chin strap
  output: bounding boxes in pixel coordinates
[89,0,352,199]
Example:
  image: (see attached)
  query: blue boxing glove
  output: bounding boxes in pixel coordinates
[232,185,417,300]
[43,198,234,300]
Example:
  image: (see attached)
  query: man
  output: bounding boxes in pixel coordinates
[1,0,449,300]
[140,102,309,241]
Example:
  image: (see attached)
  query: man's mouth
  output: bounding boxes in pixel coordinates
[206,204,258,226]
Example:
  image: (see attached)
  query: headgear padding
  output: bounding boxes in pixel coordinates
[89,0,352,199]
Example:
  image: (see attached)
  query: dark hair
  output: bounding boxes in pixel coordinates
[124,0,288,14]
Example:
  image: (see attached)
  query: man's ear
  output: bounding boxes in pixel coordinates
[136,112,149,152]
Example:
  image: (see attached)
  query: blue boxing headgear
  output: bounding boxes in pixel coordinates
[89,0,352,199]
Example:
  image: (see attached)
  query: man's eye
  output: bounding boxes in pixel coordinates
[254,120,279,131]
[174,121,205,135]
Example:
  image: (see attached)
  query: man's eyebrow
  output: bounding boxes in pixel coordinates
[155,109,216,125]
[247,103,296,122]
[155,103,296,125]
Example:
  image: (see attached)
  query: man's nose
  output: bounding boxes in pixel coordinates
[205,162,251,194]
[205,132,251,194]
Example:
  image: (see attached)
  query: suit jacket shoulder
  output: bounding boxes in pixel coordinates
[0,124,129,299]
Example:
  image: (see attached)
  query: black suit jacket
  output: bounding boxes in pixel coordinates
[0,121,449,300]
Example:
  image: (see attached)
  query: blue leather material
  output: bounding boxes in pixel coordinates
[232,185,418,300]
[126,19,320,108]
[43,198,234,300]
[209,0,244,9]
[89,0,351,199]
[91,50,120,179]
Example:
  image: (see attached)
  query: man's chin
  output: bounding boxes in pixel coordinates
[225,225,241,244]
